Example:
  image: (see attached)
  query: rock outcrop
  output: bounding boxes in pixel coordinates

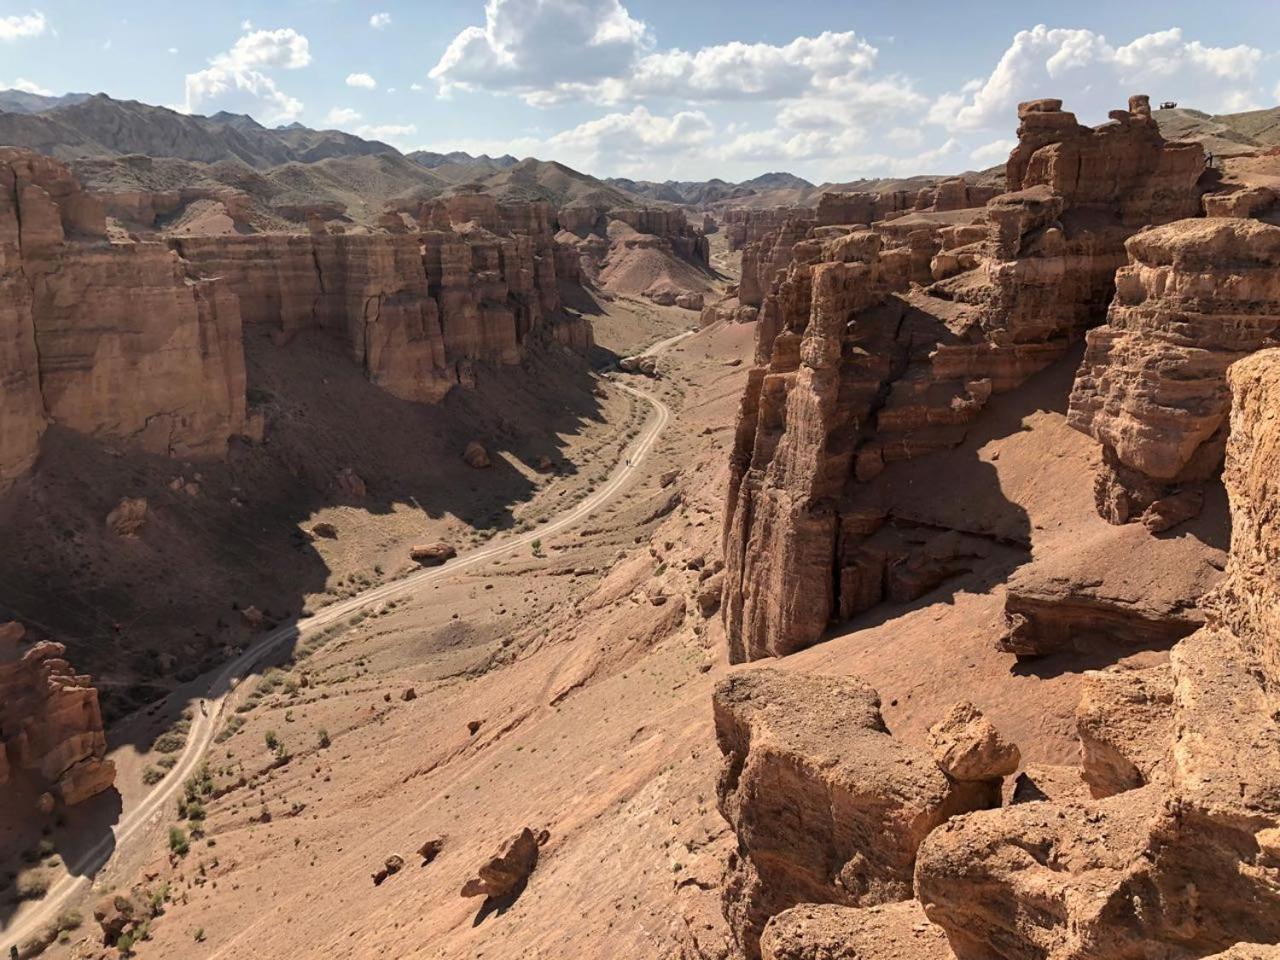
[926,702,1021,783]
[714,670,998,958]
[914,348,1280,960]
[0,148,596,492]
[723,97,1205,662]
[460,826,546,900]
[174,192,590,405]
[1068,217,1280,530]
[1,147,247,490]
[0,621,116,806]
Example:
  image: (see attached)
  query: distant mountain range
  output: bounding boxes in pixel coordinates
[0,90,981,213]
[5,88,1273,218]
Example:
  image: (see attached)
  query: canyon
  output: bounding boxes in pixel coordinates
[2,79,1280,960]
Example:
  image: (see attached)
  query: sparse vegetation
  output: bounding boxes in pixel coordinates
[169,826,190,857]
[15,872,49,901]
[318,728,331,748]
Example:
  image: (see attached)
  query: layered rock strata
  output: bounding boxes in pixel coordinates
[174,192,590,405]
[1,147,247,490]
[915,348,1280,960]
[739,349,1280,960]
[0,621,116,805]
[714,670,999,959]
[723,97,1205,662]
[1068,217,1280,530]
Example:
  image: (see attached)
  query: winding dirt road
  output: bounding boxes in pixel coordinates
[2,330,694,950]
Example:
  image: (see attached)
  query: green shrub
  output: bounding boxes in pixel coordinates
[152,731,186,753]
[168,826,189,857]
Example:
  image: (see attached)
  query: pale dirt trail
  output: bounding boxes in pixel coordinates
[1,330,695,950]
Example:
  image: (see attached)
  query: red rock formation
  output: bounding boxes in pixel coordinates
[723,97,1205,662]
[172,196,591,404]
[0,621,116,806]
[1068,218,1280,530]
[915,348,1280,960]
[714,670,999,959]
[0,148,247,490]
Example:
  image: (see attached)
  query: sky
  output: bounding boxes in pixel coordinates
[2,0,1280,183]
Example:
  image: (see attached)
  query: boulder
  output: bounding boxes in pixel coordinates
[417,836,445,864]
[460,827,546,900]
[335,468,367,498]
[926,701,1020,782]
[311,521,338,539]
[105,497,148,536]
[93,893,139,946]
[410,542,456,566]
[463,440,492,469]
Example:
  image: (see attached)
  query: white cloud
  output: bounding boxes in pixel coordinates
[932,25,1265,131]
[410,82,424,92]
[429,2,897,110]
[429,0,651,104]
[168,46,178,54]
[356,122,418,145]
[621,32,880,104]
[545,105,713,174]
[0,10,46,41]
[886,126,924,149]
[324,106,362,126]
[369,12,391,29]
[346,72,377,89]
[184,26,311,123]
[969,138,1016,166]
[3,77,52,95]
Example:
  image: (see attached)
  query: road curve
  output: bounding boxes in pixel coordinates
[2,329,695,949]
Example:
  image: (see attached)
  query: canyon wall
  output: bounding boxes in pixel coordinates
[1,147,247,491]
[914,348,1280,959]
[735,178,1001,309]
[713,255,1280,960]
[722,97,1205,662]
[0,149,594,490]
[1068,217,1280,530]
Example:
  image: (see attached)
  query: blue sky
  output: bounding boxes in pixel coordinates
[3,1,1279,182]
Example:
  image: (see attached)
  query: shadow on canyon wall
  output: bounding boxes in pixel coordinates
[0,315,625,913]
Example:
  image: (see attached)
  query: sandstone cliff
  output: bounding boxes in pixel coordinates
[723,97,1205,662]
[914,348,1280,959]
[1069,217,1280,530]
[0,150,594,491]
[1,147,247,490]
